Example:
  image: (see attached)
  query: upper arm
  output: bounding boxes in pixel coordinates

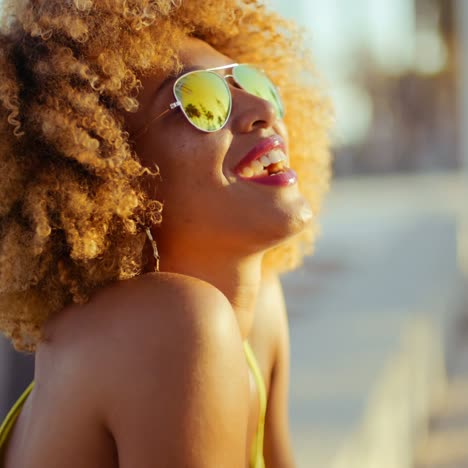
[97,278,250,468]
[259,273,295,468]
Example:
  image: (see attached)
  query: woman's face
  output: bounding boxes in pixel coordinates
[129,37,313,255]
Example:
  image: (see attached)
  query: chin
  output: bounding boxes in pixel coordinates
[241,194,314,252]
[273,197,313,241]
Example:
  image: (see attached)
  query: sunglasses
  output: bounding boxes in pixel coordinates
[134,63,284,138]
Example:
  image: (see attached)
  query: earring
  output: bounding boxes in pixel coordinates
[145,227,160,272]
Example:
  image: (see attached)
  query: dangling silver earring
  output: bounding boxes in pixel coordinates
[145,227,160,272]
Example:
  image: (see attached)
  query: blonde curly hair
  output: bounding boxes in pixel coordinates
[0,0,332,351]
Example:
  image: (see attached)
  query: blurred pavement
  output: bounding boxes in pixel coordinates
[282,172,468,468]
[414,313,468,468]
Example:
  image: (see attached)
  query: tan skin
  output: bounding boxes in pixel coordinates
[3,37,312,467]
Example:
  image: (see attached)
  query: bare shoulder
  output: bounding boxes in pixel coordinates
[51,272,229,343]
[43,272,238,361]
[82,271,245,381]
[98,270,233,319]
[69,272,250,467]
[96,272,243,372]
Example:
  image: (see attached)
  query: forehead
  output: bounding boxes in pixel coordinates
[152,38,232,90]
[178,37,231,69]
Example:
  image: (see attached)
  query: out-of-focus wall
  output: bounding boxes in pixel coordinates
[271,0,458,176]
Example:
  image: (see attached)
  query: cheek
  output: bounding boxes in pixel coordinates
[276,120,289,148]
[157,138,230,205]
[163,133,230,180]
[138,121,232,203]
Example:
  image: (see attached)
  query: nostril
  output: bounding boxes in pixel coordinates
[230,88,278,132]
[252,118,269,129]
[252,103,276,128]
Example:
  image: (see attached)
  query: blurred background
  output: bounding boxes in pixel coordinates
[268,0,468,467]
[1,1,468,467]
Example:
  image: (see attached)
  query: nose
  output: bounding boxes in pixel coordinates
[229,87,278,133]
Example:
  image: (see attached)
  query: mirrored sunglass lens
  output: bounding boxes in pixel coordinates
[234,65,284,119]
[174,71,231,131]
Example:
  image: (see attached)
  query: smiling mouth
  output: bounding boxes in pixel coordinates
[233,135,297,187]
[238,149,289,178]
[234,135,290,179]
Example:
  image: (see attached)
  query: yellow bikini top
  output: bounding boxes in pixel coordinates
[0,340,267,468]
[243,339,267,468]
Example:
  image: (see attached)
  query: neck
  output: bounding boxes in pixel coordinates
[147,239,264,340]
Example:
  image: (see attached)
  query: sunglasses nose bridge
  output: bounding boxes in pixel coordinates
[222,74,238,91]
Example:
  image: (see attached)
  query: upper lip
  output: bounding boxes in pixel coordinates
[234,135,287,172]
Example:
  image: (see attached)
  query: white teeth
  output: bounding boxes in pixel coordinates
[269,150,283,164]
[259,150,286,167]
[239,149,288,178]
[260,155,271,167]
[251,160,264,174]
[241,166,254,178]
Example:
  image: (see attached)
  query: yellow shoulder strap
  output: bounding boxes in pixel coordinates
[0,382,35,452]
[243,340,266,468]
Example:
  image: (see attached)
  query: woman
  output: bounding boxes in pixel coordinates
[0,0,331,466]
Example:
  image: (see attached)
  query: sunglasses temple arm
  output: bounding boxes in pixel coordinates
[133,102,180,140]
